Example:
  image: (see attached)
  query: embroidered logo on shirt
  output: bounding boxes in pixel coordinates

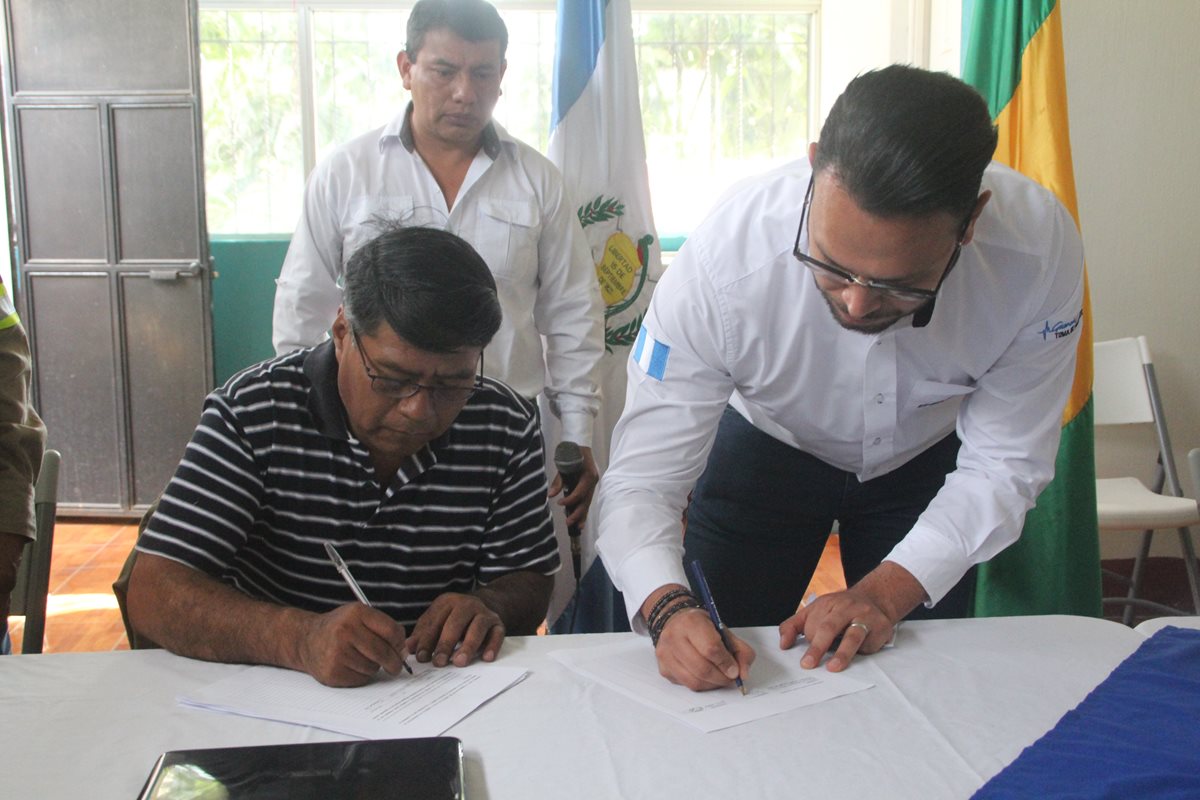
[633,326,670,381]
[1039,308,1083,341]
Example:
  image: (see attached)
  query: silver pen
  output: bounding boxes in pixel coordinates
[325,541,371,605]
[324,541,413,674]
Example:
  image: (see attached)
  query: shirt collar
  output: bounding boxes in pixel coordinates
[302,340,351,441]
[384,102,502,160]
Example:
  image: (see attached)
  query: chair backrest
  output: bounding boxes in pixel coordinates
[111,497,162,650]
[10,449,61,654]
[1093,336,1154,426]
[1093,336,1185,497]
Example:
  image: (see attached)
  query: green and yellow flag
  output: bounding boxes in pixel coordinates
[964,0,1101,616]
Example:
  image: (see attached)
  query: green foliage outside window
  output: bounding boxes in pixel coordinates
[200,10,303,234]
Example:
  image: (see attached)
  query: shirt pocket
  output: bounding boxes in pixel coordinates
[474,198,540,282]
[904,380,977,414]
[340,195,417,267]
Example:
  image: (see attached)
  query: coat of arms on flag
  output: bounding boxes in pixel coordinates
[577,195,655,353]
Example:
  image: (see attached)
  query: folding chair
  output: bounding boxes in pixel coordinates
[1191,447,1200,522]
[1094,337,1200,625]
[10,449,61,653]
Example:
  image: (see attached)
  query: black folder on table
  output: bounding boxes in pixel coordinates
[136,736,465,799]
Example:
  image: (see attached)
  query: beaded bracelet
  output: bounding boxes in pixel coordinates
[646,588,695,631]
[650,598,703,647]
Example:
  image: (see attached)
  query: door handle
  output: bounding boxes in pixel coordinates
[149,261,203,281]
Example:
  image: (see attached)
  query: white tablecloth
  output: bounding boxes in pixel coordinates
[0,615,1146,799]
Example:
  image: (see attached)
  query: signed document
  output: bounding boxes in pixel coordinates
[549,627,873,732]
[179,661,528,739]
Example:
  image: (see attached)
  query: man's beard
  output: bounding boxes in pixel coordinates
[818,290,921,335]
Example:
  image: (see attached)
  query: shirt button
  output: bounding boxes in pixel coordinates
[874,393,885,404]
[872,437,882,446]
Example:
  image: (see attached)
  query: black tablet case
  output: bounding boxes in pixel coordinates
[136,736,465,799]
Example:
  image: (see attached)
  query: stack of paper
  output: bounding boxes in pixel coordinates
[180,661,528,739]
[550,626,873,732]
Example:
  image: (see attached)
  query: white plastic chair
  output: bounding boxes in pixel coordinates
[1094,337,1200,624]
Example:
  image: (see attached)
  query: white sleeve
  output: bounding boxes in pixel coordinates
[532,171,605,446]
[886,203,1086,604]
[272,160,345,356]
[595,240,735,630]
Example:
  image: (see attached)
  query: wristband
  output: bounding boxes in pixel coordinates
[646,588,695,631]
[650,598,703,647]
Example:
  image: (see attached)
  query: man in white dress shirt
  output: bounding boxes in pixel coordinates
[596,66,1085,690]
[272,0,605,524]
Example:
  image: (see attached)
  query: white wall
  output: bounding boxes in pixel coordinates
[1061,0,1200,556]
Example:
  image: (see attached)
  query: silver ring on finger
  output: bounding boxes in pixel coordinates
[847,620,871,637]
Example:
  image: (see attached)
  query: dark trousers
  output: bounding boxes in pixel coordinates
[683,406,975,627]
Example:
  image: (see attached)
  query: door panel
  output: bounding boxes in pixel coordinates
[7,0,191,93]
[113,105,202,261]
[26,272,124,509]
[121,272,208,505]
[15,106,108,261]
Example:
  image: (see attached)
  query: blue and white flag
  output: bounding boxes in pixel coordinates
[632,327,669,381]
[544,0,662,632]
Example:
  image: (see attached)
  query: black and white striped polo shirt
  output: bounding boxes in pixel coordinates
[138,341,560,626]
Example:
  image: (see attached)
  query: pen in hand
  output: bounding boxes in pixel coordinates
[324,541,413,675]
[687,559,747,695]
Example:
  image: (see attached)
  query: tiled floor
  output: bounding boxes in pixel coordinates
[8,522,846,654]
[8,518,139,654]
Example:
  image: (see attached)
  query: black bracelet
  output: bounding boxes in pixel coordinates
[648,596,689,643]
[646,588,695,630]
[650,598,703,647]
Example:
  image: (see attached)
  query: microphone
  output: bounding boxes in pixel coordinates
[912,298,937,328]
[553,441,585,583]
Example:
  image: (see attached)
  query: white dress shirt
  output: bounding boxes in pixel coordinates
[596,159,1085,629]
[272,107,604,445]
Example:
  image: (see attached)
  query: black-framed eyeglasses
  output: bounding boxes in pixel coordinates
[351,328,483,406]
[792,176,968,306]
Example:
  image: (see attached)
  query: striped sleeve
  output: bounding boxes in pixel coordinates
[478,400,560,581]
[137,391,263,576]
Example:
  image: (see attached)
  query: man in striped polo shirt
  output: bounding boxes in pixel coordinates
[127,226,559,687]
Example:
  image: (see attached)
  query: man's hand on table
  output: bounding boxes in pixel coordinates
[406,592,506,668]
[298,603,411,687]
[779,561,926,672]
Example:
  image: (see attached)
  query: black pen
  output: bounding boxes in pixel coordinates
[324,541,413,675]
[687,559,746,695]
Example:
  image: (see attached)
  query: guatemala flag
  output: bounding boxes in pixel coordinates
[545,0,662,633]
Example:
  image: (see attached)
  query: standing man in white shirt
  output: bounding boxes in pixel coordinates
[596,66,1085,691]
[273,0,605,526]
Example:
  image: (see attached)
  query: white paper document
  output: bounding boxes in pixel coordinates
[179,660,528,739]
[550,627,873,732]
